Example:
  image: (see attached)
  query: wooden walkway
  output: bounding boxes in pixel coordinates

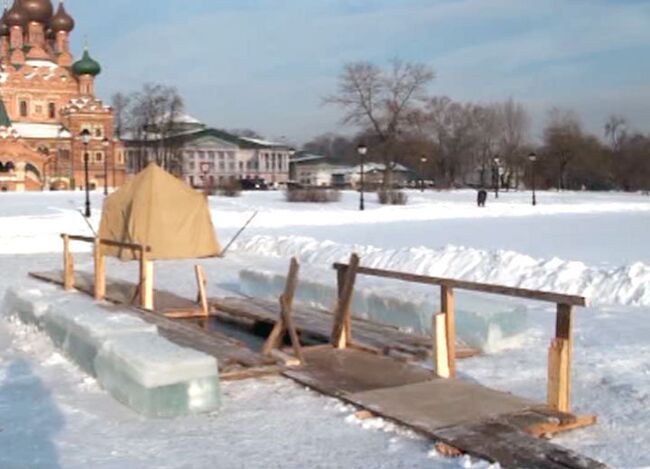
[285,347,606,469]
[29,270,607,468]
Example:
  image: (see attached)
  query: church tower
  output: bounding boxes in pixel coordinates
[0,0,127,192]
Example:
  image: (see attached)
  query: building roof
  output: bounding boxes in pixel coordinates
[12,122,72,139]
[72,48,101,77]
[291,153,327,164]
[128,127,292,151]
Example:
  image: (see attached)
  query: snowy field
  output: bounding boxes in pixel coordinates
[1,189,649,468]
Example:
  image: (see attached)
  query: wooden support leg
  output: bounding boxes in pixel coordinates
[331,254,360,349]
[62,234,75,291]
[441,285,457,378]
[140,256,154,311]
[548,303,574,412]
[195,265,209,317]
[93,239,106,301]
[433,313,450,378]
[262,258,302,363]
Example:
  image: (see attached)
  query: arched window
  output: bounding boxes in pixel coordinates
[25,163,40,179]
[19,100,28,117]
[48,103,56,119]
[5,161,15,172]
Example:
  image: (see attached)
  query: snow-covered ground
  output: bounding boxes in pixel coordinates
[1,189,649,468]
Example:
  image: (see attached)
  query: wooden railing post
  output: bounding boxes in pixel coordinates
[331,254,360,349]
[433,312,450,378]
[93,238,106,301]
[139,249,154,310]
[62,234,75,291]
[548,303,574,412]
[441,285,457,378]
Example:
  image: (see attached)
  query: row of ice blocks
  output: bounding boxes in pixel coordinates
[2,284,221,418]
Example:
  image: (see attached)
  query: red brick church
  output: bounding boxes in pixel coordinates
[0,0,126,192]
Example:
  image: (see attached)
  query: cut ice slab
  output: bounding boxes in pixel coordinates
[2,283,64,325]
[42,298,157,376]
[94,332,220,418]
[240,268,527,351]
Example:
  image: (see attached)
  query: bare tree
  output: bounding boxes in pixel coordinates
[543,108,583,191]
[472,103,502,187]
[325,58,434,186]
[604,115,627,152]
[111,92,131,140]
[425,96,478,187]
[126,83,185,173]
[497,98,530,189]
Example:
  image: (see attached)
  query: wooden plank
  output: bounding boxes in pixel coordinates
[331,254,360,349]
[284,347,434,395]
[93,239,106,301]
[140,257,154,310]
[548,338,570,412]
[441,286,456,378]
[281,293,305,364]
[435,421,608,469]
[333,263,588,307]
[433,313,450,378]
[195,265,209,317]
[62,234,74,291]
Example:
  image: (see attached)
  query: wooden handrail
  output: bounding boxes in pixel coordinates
[61,234,152,253]
[333,263,587,307]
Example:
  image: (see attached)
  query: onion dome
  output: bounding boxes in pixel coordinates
[5,1,27,27]
[50,1,73,32]
[21,0,53,23]
[0,8,10,36]
[72,48,101,76]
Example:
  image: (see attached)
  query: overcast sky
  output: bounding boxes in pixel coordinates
[66,0,650,144]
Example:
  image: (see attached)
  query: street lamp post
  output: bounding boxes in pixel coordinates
[493,156,501,199]
[528,152,537,206]
[357,144,368,211]
[102,137,110,196]
[419,156,428,192]
[81,129,92,217]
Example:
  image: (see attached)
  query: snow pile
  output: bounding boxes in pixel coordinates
[2,285,221,418]
[234,235,650,307]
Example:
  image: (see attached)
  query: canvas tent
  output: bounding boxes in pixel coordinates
[99,163,221,261]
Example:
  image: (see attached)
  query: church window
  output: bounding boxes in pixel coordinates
[95,152,103,162]
[95,127,103,138]
[19,100,28,117]
[49,103,56,119]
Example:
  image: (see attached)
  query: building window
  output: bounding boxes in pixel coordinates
[49,103,56,119]
[218,152,225,160]
[219,162,225,170]
[95,128,103,138]
[208,151,215,160]
[35,104,43,115]
[95,152,103,162]
[198,151,206,160]
[19,100,28,117]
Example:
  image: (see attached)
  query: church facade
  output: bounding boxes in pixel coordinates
[0,0,126,192]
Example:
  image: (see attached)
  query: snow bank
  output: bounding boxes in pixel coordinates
[234,235,650,307]
[3,285,221,418]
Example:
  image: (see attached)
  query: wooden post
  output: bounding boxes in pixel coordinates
[433,313,450,378]
[93,239,106,301]
[262,258,302,362]
[337,265,348,298]
[441,285,457,378]
[331,254,360,349]
[195,265,209,317]
[139,250,154,310]
[62,234,75,291]
[548,303,574,412]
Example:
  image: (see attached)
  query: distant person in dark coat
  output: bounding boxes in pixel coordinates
[477,189,488,207]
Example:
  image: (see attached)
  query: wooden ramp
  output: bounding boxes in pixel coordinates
[285,347,606,469]
[30,270,277,378]
[211,296,479,361]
